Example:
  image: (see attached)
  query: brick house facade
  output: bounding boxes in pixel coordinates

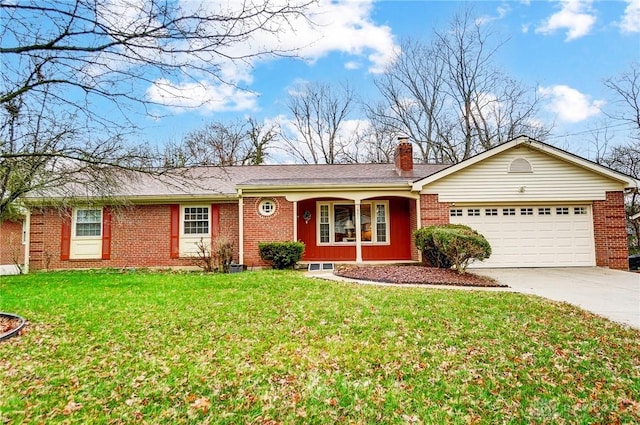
[12,136,637,273]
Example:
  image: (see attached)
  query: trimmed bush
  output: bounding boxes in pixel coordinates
[258,241,305,270]
[414,224,491,273]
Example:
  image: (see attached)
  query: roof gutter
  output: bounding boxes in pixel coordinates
[22,193,238,206]
[236,182,414,194]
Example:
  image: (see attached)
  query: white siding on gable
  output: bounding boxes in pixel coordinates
[420,146,625,203]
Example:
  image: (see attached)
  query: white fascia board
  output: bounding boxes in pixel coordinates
[528,142,640,189]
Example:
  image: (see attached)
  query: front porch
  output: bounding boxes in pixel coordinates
[295,196,418,263]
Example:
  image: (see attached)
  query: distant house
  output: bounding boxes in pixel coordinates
[17,135,639,272]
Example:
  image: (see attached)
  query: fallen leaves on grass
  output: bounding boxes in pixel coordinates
[189,396,211,414]
[335,265,506,287]
[62,400,82,415]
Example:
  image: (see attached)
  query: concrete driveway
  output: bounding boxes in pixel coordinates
[476,268,640,330]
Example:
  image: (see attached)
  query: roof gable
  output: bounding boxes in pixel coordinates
[412,136,640,191]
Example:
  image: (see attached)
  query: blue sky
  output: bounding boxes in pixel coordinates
[139,0,640,161]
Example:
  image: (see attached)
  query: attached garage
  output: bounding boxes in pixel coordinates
[414,137,638,270]
[450,204,595,267]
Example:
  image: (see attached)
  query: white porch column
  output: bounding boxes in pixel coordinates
[354,200,362,263]
[23,208,31,274]
[292,201,298,241]
[415,197,422,263]
[238,193,244,264]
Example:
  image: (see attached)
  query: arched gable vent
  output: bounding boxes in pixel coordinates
[509,157,533,173]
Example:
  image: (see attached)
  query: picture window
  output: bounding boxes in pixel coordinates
[318,202,388,245]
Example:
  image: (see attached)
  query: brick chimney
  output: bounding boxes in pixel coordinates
[394,135,413,176]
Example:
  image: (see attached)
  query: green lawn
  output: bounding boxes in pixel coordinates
[1,270,639,424]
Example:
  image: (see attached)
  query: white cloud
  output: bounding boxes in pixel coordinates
[620,0,640,32]
[344,61,361,70]
[538,85,604,123]
[143,0,398,112]
[476,4,510,26]
[535,0,596,41]
[146,79,258,113]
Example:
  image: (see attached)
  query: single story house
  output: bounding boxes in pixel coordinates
[12,135,639,272]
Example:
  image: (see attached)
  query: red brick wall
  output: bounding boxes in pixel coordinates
[0,220,24,265]
[29,204,240,271]
[593,191,629,270]
[242,196,294,267]
[420,194,450,227]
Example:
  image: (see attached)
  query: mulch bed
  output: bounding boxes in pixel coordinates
[0,315,25,340]
[335,265,507,287]
[1,316,21,333]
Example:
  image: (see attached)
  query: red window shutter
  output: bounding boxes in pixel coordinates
[170,205,180,258]
[211,204,220,237]
[101,207,112,260]
[60,210,71,260]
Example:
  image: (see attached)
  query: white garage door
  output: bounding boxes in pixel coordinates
[449,205,595,268]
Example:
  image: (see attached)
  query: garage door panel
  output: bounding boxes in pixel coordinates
[450,205,595,268]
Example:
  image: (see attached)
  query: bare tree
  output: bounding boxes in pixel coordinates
[0,0,313,220]
[355,116,400,163]
[164,118,278,166]
[603,62,640,141]
[282,81,358,164]
[369,9,549,164]
[599,63,640,252]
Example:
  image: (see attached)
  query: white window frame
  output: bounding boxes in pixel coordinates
[316,201,390,246]
[74,208,102,238]
[181,206,210,236]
